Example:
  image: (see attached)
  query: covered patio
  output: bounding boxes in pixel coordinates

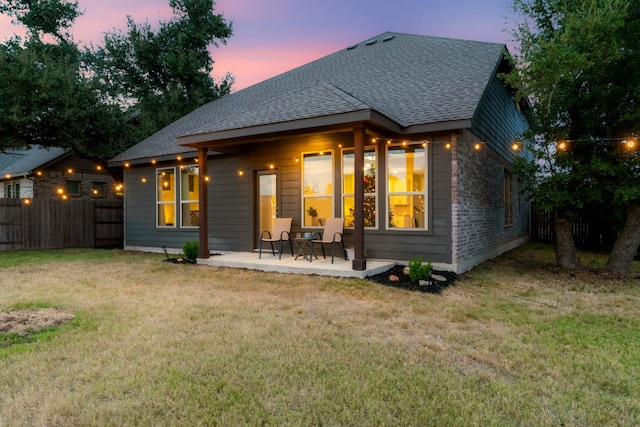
[197,251,395,279]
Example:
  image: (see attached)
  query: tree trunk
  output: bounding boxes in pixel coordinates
[555,216,581,269]
[606,200,640,274]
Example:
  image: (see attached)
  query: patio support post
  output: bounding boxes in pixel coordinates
[197,147,209,259]
[352,126,367,270]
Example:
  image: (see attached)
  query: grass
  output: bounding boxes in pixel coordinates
[0,243,638,426]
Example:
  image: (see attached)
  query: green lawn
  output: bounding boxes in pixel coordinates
[1,243,639,426]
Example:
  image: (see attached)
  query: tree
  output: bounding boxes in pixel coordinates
[506,0,640,273]
[0,0,126,162]
[89,0,233,143]
[0,0,233,164]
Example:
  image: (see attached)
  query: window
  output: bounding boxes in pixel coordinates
[504,170,514,226]
[92,182,106,197]
[302,152,333,227]
[4,182,20,198]
[157,168,176,227]
[66,180,80,196]
[180,165,199,227]
[343,148,377,227]
[387,143,427,229]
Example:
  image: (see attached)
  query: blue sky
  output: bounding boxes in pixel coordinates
[0,0,517,90]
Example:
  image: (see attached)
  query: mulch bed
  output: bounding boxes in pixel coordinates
[367,264,457,294]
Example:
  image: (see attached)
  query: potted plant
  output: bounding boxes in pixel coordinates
[306,206,318,225]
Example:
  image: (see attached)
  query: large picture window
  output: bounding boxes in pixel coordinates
[157,168,176,227]
[181,165,199,227]
[343,148,377,227]
[387,143,427,229]
[302,152,333,227]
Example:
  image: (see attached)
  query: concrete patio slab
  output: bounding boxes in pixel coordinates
[197,252,396,279]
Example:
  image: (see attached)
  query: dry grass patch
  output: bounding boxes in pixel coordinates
[0,244,638,426]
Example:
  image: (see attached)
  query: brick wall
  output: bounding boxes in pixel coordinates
[452,129,530,271]
[33,170,120,201]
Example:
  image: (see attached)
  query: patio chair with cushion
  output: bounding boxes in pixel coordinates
[259,217,293,259]
[309,217,347,263]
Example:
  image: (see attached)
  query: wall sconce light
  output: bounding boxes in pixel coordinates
[56,188,64,195]
[295,157,299,163]
[512,142,520,151]
[203,176,210,182]
[115,184,124,192]
[62,195,68,200]
[238,169,244,176]
[445,143,452,149]
[141,178,147,183]
[474,143,482,150]
[23,198,31,205]
[67,168,73,174]
[96,165,102,171]
[4,174,10,179]
[36,171,42,176]
[124,162,130,168]
[151,160,156,165]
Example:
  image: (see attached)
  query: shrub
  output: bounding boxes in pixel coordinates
[182,240,199,260]
[408,256,432,282]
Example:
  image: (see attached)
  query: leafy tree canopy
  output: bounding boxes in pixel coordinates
[0,0,233,163]
[506,0,640,272]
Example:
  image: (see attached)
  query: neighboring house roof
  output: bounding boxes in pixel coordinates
[0,146,68,177]
[110,32,508,164]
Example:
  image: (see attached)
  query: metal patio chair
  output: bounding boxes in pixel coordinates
[309,217,347,263]
[259,217,293,259]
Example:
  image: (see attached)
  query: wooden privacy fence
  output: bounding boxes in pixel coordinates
[0,199,123,250]
[531,209,620,250]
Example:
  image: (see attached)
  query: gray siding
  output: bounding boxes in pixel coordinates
[123,131,455,263]
[472,75,529,161]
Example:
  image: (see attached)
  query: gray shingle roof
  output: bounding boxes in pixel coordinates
[110,32,505,163]
[0,146,67,177]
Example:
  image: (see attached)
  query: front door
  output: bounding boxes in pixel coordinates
[256,171,278,247]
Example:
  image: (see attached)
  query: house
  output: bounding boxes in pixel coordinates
[0,145,120,201]
[108,32,530,273]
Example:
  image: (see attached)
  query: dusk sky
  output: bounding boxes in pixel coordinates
[0,0,517,91]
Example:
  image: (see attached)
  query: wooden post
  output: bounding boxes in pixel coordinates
[352,126,367,270]
[197,147,209,259]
